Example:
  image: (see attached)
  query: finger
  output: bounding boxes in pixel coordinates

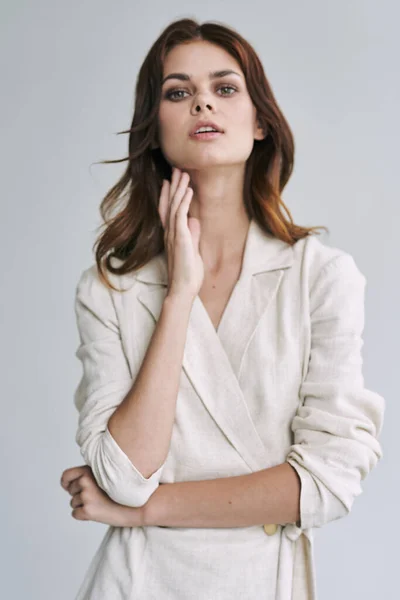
[169,167,181,200]
[175,187,193,230]
[70,492,84,509]
[60,466,89,490]
[68,477,84,496]
[158,179,170,229]
[166,168,185,230]
[71,506,88,520]
[169,172,190,236]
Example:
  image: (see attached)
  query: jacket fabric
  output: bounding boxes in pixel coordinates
[73,218,384,599]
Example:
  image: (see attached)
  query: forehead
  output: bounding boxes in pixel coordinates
[162,40,243,77]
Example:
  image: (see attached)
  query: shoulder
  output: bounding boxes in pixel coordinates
[75,259,137,301]
[75,264,109,303]
[290,233,366,290]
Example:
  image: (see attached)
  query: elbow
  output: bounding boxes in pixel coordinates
[286,457,354,530]
[98,477,156,509]
[286,408,384,530]
[76,427,166,508]
[287,449,383,531]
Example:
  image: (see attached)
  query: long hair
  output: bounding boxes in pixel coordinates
[91,18,328,291]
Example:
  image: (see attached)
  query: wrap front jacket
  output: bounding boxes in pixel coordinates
[73,218,384,599]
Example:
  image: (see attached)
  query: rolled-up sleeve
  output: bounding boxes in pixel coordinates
[286,253,385,530]
[73,266,166,508]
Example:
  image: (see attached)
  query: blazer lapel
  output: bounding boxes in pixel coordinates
[135,218,294,471]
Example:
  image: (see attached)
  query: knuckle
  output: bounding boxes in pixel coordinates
[60,470,69,483]
[82,505,93,519]
[80,489,90,503]
[80,473,89,486]
[73,507,83,520]
[71,496,78,509]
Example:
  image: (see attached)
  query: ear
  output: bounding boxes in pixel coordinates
[254,118,267,141]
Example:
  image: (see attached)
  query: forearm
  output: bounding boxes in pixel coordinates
[107,293,193,479]
[142,462,301,528]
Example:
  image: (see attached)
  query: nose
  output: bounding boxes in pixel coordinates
[191,95,214,115]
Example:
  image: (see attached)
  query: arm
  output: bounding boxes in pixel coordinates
[126,254,384,531]
[285,254,385,530]
[74,265,193,508]
[106,292,193,479]
[140,462,301,528]
[61,462,300,529]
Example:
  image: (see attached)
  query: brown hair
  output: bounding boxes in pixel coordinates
[91,18,328,291]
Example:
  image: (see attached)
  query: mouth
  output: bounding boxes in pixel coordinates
[189,130,224,141]
[189,121,225,137]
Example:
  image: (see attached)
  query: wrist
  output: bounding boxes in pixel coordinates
[163,292,195,317]
[125,505,147,528]
[142,485,168,527]
[165,290,196,307]
[112,504,146,528]
[142,501,152,527]
[142,494,159,527]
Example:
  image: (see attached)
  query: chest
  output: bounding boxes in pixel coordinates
[118,264,310,479]
[198,264,242,331]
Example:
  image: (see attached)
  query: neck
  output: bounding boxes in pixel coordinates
[184,165,250,271]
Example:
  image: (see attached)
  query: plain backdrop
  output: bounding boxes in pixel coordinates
[0,1,397,599]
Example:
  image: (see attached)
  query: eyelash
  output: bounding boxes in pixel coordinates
[164,84,238,101]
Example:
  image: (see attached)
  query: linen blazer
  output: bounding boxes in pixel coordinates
[73,218,384,600]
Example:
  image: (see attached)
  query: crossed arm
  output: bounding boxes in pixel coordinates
[129,462,301,528]
[62,461,301,529]
[68,255,384,531]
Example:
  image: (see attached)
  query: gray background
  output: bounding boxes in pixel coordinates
[1,1,397,598]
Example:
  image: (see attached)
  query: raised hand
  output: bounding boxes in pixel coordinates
[158,167,204,300]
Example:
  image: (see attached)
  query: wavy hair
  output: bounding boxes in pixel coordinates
[91,18,328,291]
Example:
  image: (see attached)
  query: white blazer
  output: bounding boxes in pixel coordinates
[73,218,384,600]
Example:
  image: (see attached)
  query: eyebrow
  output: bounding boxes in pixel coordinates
[161,69,242,86]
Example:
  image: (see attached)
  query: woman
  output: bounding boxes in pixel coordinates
[60,18,385,600]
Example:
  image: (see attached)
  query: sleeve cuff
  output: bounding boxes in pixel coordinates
[286,458,321,530]
[104,424,165,483]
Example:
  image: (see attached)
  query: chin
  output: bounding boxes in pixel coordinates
[181,153,231,169]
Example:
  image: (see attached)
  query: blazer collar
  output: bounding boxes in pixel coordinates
[134,218,294,286]
[132,218,294,473]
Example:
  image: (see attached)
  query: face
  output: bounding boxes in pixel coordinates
[156,40,265,173]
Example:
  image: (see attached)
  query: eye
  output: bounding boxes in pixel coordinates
[165,89,188,101]
[219,85,237,96]
[164,84,238,101]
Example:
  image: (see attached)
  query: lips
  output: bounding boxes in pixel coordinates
[189,120,224,136]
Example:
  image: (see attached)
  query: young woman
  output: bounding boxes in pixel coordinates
[60,18,385,600]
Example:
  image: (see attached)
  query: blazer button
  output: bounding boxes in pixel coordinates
[263,524,278,535]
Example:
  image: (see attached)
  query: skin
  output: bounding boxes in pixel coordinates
[60,466,144,526]
[156,39,266,272]
[60,41,301,528]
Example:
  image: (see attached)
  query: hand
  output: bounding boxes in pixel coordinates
[158,167,204,300]
[60,465,144,528]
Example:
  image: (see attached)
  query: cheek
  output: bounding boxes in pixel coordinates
[156,112,183,162]
[224,99,256,134]
[234,108,257,133]
[158,104,181,136]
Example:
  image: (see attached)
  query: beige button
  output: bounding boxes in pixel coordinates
[263,524,278,535]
